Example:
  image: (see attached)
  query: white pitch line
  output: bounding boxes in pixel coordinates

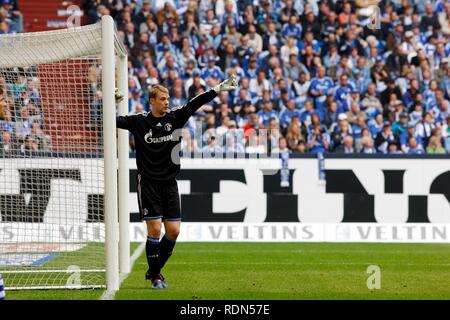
[168,261,450,266]
[99,242,146,300]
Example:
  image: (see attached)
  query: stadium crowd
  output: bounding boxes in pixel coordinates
[0,0,44,157]
[0,0,449,156]
[0,0,22,34]
[86,0,450,155]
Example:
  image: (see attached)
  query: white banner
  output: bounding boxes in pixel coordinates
[2,222,449,243]
[1,158,450,243]
[132,223,450,243]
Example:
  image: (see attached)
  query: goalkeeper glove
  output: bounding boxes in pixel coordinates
[212,74,238,94]
[115,88,124,103]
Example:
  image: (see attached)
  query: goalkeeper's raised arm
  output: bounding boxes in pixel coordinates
[170,74,238,128]
[115,75,238,130]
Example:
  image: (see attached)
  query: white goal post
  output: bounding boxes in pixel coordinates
[0,16,129,291]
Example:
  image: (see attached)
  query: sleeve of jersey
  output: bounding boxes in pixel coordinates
[116,115,136,132]
[172,89,218,127]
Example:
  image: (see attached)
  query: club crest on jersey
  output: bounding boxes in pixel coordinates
[164,123,172,131]
[144,129,152,141]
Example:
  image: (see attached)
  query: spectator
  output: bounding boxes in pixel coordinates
[280,36,299,65]
[391,112,409,138]
[323,101,339,129]
[309,66,334,109]
[406,136,425,154]
[15,106,32,141]
[135,0,153,27]
[345,102,361,125]
[334,74,359,111]
[0,0,22,33]
[247,24,262,53]
[368,113,384,138]
[129,88,147,113]
[181,131,199,157]
[415,112,435,147]
[400,122,422,153]
[216,114,231,136]
[279,99,301,131]
[419,3,441,32]
[296,140,307,153]
[0,20,10,34]
[281,15,302,39]
[30,121,48,151]
[245,133,266,154]
[202,135,223,156]
[426,136,446,154]
[323,45,341,77]
[170,86,187,107]
[360,136,377,154]
[307,125,330,154]
[224,131,245,154]
[187,69,206,99]
[285,122,304,151]
[279,0,298,24]
[352,113,368,152]
[262,22,283,50]
[257,101,278,127]
[249,70,271,97]
[388,141,402,154]
[271,137,290,154]
[291,72,311,105]
[381,79,403,106]
[284,54,309,83]
[201,55,224,81]
[433,98,449,125]
[0,130,14,157]
[336,135,354,154]
[375,121,396,154]
[0,107,14,134]
[156,2,180,28]
[299,99,315,126]
[444,115,450,152]
[331,116,352,151]
[361,83,383,120]
[20,134,38,156]
[200,9,219,35]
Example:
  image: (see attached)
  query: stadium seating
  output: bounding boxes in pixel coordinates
[1,0,449,155]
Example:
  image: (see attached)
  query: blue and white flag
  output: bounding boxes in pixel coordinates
[317,152,326,182]
[280,150,290,187]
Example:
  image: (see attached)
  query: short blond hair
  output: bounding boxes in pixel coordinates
[148,84,169,100]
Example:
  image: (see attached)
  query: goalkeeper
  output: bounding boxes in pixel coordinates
[116,75,238,289]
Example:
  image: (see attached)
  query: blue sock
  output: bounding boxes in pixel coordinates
[146,236,161,280]
[159,235,177,269]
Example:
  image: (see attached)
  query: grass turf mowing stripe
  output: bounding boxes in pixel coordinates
[4,242,450,300]
[115,242,450,300]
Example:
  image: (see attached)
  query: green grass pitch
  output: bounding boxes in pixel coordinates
[5,242,450,300]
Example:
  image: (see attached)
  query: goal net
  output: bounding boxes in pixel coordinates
[0,16,128,290]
